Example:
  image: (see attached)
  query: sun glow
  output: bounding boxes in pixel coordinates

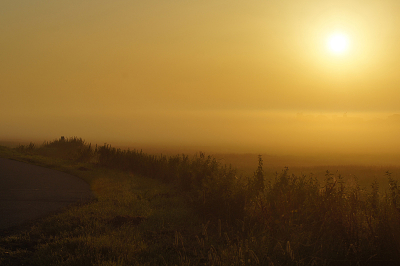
[327,33,349,55]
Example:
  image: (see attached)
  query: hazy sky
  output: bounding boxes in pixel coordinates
[2,0,400,154]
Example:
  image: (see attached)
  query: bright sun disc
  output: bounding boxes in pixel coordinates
[327,33,349,55]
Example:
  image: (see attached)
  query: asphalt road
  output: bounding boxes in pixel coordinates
[0,158,93,229]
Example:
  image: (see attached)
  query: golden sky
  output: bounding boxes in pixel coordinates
[1,0,400,154]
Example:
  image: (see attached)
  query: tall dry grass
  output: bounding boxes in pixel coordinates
[13,137,400,265]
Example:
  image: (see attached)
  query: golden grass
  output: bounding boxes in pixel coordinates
[2,139,400,265]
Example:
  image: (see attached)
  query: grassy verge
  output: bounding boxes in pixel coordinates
[0,146,200,265]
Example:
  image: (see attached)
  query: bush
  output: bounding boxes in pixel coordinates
[38,137,94,162]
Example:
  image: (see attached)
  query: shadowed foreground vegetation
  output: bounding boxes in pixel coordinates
[1,137,400,265]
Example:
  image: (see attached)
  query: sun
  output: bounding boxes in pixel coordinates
[327,32,349,55]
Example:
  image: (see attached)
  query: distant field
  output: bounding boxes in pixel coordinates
[2,138,399,191]
[214,153,400,194]
[2,137,399,192]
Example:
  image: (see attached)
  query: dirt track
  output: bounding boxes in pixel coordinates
[0,158,93,229]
